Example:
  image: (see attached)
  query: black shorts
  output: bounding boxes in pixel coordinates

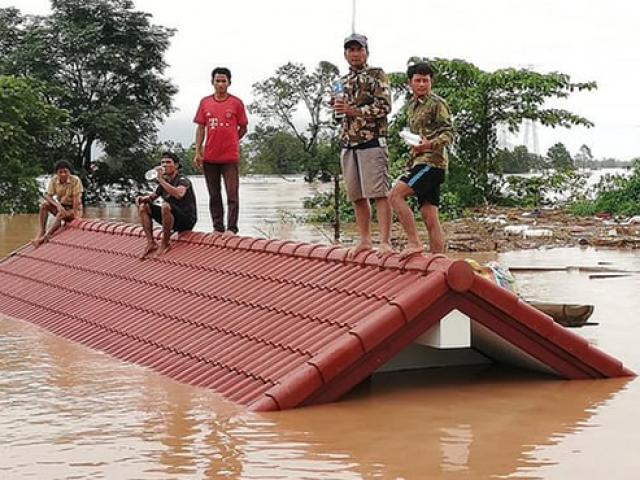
[150,203,196,232]
[399,165,445,207]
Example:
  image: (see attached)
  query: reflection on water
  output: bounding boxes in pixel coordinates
[1,177,640,478]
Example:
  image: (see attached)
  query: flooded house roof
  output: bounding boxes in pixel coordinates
[0,219,634,411]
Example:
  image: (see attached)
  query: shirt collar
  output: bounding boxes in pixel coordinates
[349,64,368,75]
[412,94,430,106]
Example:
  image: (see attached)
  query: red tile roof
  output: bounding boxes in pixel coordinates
[0,219,634,410]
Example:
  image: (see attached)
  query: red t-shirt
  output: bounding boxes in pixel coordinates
[193,94,248,163]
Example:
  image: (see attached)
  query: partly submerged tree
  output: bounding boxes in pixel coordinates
[249,61,340,180]
[547,142,574,171]
[389,58,596,205]
[0,75,68,212]
[574,144,594,170]
[250,61,345,240]
[497,145,546,174]
[0,0,177,173]
[243,126,309,175]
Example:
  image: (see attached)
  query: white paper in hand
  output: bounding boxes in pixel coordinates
[399,129,422,146]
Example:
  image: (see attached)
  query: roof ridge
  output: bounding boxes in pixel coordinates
[68,219,475,290]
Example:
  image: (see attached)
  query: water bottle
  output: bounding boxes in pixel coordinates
[145,167,164,181]
[332,80,345,120]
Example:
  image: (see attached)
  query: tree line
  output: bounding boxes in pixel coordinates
[1,0,637,219]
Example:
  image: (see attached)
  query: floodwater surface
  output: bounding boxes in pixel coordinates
[1,176,639,479]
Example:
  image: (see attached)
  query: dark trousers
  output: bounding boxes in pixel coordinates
[203,162,239,233]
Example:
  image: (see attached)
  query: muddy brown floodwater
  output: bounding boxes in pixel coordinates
[1,176,639,479]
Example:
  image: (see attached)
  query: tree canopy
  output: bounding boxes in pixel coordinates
[389,58,597,205]
[0,0,177,173]
[249,61,340,180]
[0,75,67,212]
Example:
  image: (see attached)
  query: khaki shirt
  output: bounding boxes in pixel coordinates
[339,66,391,147]
[407,93,455,170]
[47,174,83,206]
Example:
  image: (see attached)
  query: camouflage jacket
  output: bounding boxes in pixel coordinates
[407,93,455,170]
[339,65,391,147]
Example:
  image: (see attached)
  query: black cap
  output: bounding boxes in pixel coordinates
[344,33,368,49]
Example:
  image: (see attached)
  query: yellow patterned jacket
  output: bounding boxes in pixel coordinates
[407,93,455,169]
[339,65,391,147]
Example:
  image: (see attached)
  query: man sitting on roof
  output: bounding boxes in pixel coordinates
[32,160,83,248]
[136,152,197,257]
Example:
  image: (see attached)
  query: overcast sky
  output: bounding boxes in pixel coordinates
[5,0,640,160]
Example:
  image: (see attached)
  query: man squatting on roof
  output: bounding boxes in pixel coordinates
[332,33,393,258]
[32,160,84,248]
[388,62,455,257]
[137,152,197,257]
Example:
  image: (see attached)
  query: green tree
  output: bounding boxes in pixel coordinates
[250,61,346,240]
[249,61,340,179]
[547,142,574,171]
[244,126,309,175]
[0,75,67,212]
[0,0,177,174]
[574,144,594,170]
[497,145,544,173]
[389,58,595,205]
[88,140,196,203]
[570,160,640,216]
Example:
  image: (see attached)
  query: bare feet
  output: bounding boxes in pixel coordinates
[377,242,393,257]
[156,242,171,256]
[398,245,424,259]
[222,230,235,237]
[141,241,158,258]
[347,241,373,260]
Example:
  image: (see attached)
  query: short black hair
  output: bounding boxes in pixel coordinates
[161,151,180,164]
[407,62,434,80]
[211,67,231,82]
[54,160,73,173]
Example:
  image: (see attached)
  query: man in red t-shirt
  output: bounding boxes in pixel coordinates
[193,67,248,234]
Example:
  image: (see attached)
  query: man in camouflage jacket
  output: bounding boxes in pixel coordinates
[388,62,455,257]
[332,33,392,258]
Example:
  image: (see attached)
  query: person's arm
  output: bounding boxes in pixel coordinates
[136,192,158,204]
[193,124,205,170]
[193,99,206,170]
[45,178,63,211]
[237,100,248,140]
[414,102,455,154]
[71,193,82,218]
[428,102,455,149]
[349,69,392,119]
[156,177,187,200]
[70,178,83,218]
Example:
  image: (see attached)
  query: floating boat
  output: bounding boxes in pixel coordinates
[526,301,596,328]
